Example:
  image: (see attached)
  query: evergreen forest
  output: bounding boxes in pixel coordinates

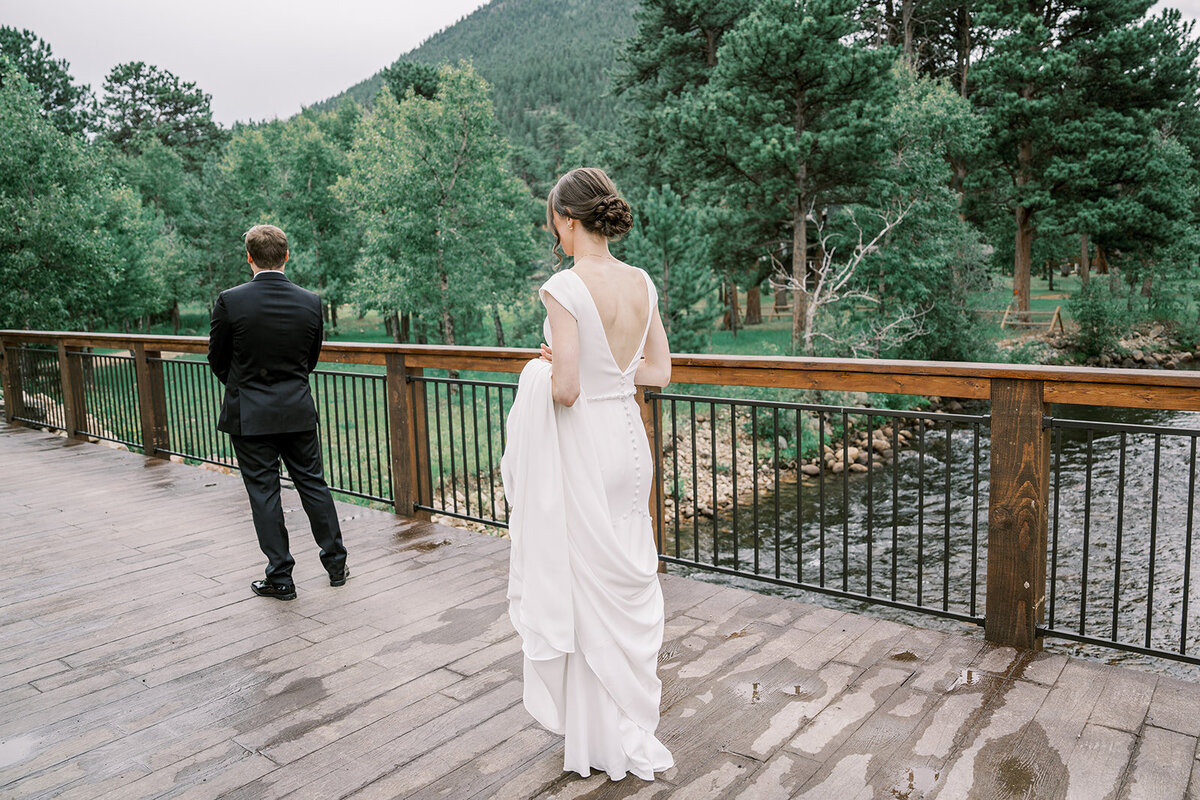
[3,0,1200,364]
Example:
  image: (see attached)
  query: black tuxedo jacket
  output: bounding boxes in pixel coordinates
[207,270,324,436]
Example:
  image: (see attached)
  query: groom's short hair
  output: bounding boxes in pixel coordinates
[244,224,288,269]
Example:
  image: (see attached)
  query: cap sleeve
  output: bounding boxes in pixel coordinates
[538,271,577,320]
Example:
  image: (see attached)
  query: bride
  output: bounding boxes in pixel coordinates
[501,167,674,781]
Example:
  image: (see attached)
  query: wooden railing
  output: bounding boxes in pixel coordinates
[5,329,1200,656]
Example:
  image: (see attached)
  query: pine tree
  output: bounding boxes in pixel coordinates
[618,185,720,353]
[0,27,92,136]
[657,0,896,353]
[98,62,226,170]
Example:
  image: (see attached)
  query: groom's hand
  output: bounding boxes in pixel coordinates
[539,343,553,363]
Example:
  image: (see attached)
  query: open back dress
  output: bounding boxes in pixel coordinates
[501,267,674,781]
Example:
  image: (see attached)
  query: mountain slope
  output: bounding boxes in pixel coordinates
[313,0,639,147]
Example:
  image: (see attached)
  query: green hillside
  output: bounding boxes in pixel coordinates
[312,0,638,153]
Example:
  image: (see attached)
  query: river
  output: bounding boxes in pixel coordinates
[670,401,1200,681]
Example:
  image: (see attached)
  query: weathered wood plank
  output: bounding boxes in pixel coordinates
[1057,723,1136,800]
[1118,725,1197,800]
[4,423,1200,800]
[1146,675,1200,736]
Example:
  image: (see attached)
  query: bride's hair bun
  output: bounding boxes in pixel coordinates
[547,168,635,244]
[587,194,633,239]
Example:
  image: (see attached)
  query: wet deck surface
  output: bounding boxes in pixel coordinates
[2,422,1200,799]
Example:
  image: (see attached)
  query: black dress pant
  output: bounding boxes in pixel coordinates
[231,428,346,586]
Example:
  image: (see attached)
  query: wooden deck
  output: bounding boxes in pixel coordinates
[2,424,1199,799]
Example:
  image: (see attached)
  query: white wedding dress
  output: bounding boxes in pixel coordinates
[501,268,674,781]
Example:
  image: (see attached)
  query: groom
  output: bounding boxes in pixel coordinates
[208,224,348,600]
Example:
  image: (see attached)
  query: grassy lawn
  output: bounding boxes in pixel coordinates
[99,265,1200,363]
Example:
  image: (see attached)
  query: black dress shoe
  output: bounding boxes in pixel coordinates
[329,566,350,587]
[252,579,297,600]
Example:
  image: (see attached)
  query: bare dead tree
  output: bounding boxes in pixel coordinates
[771,199,920,355]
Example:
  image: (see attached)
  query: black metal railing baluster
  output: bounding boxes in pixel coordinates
[841,408,849,593]
[375,376,387,498]
[185,363,202,459]
[711,402,718,567]
[460,384,473,517]
[944,422,953,612]
[819,413,826,587]
[446,384,461,514]
[672,399,681,560]
[1081,430,1094,636]
[501,386,511,521]
[1146,434,1161,649]
[1112,432,1127,642]
[752,405,759,574]
[471,384,483,515]
[731,403,739,571]
[971,422,981,618]
[485,386,497,521]
[917,421,926,607]
[797,407,804,584]
[691,400,699,561]
[434,382,446,510]
[352,375,363,493]
[1051,425,1062,629]
[891,421,899,602]
[1183,436,1196,654]
[774,407,781,580]
[866,414,874,597]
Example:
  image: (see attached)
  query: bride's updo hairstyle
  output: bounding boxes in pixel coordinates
[547,167,633,261]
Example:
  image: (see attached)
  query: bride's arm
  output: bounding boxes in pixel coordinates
[635,306,671,388]
[543,293,581,407]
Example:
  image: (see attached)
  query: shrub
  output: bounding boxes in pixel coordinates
[1069,283,1124,358]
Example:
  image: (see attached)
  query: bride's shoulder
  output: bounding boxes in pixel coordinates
[628,264,657,293]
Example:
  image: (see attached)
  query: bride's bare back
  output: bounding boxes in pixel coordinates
[571,261,650,372]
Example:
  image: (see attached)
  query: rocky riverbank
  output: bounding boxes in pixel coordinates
[434,400,941,536]
[1001,323,1200,371]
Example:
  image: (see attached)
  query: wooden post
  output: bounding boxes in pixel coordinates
[387,354,430,520]
[985,378,1050,651]
[133,345,168,457]
[640,387,667,573]
[57,342,84,439]
[0,337,21,424]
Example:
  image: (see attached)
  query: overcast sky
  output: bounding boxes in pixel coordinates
[0,0,490,125]
[2,0,1199,127]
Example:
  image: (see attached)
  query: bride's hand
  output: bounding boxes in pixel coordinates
[539,343,553,363]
